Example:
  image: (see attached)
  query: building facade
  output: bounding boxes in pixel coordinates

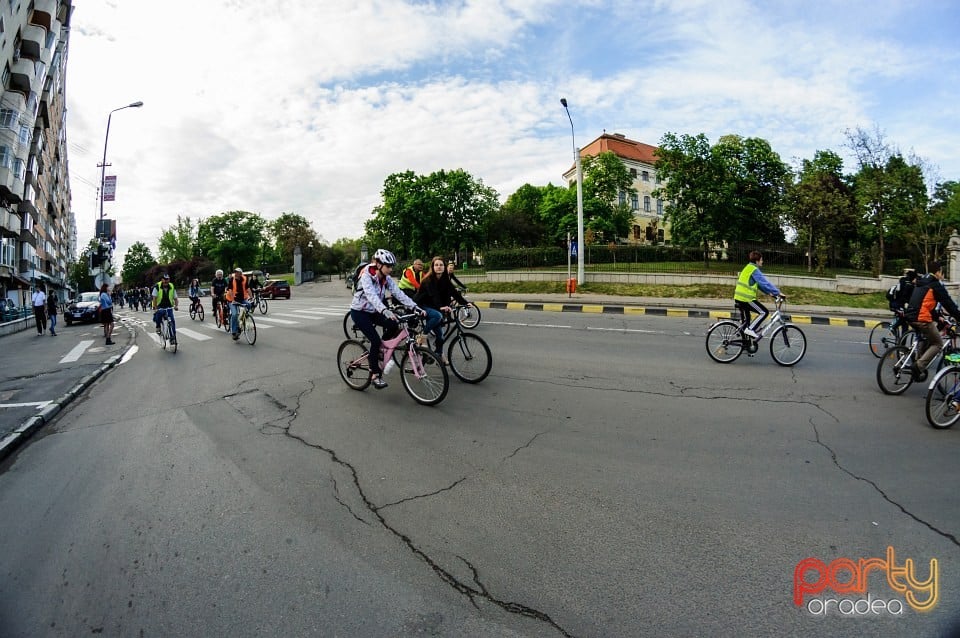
[563,132,671,245]
[0,0,74,311]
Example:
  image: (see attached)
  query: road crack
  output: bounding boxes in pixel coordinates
[244,385,575,637]
[812,423,960,547]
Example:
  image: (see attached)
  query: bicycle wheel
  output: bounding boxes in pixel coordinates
[338,340,371,390]
[343,311,365,341]
[705,321,744,363]
[170,322,178,354]
[214,304,222,328]
[456,304,481,329]
[189,306,197,321]
[258,297,268,314]
[876,345,914,395]
[400,346,449,406]
[926,366,960,429]
[770,324,806,366]
[197,304,204,321]
[868,321,898,357]
[159,319,168,350]
[899,330,918,349]
[243,312,257,345]
[447,333,492,383]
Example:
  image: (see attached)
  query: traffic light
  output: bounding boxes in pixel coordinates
[91,244,107,268]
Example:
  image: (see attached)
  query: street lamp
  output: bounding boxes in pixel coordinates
[560,98,585,285]
[98,100,144,222]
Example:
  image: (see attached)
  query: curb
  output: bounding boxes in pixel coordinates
[472,301,885,329]
[0,346,128,464]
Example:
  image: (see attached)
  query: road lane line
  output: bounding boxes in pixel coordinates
[174,327,212,341]
[251,316,299,325]
[60,340,95,363]
[0,401,53,410]
[273,313,321,320]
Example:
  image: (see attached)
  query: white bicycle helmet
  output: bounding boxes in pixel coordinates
[215,269,223,277]
[373,249,397,266]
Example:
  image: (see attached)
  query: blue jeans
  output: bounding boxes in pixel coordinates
[154,307,176,338]
[49,313,57,333]
[423,307,444,354]
[230,301,251,334]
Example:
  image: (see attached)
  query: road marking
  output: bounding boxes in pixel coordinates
[290,309,345,316]
[60,340,95,363]
[175,327,212,341]
[251,316,299,325]
[273,312,321,320]
[0,400,52,410]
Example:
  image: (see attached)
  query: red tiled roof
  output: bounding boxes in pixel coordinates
[581,133,658,164]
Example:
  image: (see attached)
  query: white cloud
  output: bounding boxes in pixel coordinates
[65,0,960,267]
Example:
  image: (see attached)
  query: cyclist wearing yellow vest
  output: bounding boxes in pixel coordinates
[152,273,180,344]
[398,259,424,293]
[734,251,782,339]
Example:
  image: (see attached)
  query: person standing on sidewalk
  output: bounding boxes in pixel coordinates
[47,292,58,336]
[31,285,46,335]
[99,283,115,346]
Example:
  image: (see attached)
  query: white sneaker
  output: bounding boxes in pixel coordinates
[743,327,759,339]
[383,360,397,376]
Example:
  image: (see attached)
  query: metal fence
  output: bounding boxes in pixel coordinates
[482,243,918,277]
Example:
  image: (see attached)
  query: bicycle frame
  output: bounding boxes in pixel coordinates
[737,300,788,342]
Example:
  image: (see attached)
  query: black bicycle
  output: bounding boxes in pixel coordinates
[868,310,908,357]
[415,307,492,383]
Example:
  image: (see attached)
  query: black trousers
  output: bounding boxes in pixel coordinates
[33,306,46,333]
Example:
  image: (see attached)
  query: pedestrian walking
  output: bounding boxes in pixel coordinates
[99,283,115,346]
[47,292,58,336]
[31,285,46,335]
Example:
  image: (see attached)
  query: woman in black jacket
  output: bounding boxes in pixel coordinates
[414,256,471,363]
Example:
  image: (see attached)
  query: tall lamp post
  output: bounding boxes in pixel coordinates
[98,100,144,223]
[560,98,584,285]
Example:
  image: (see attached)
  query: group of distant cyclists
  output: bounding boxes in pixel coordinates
[349,249,473,389]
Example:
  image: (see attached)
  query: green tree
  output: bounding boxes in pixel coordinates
[536,183,577,245]
[653,132,725,265]
[121,241,158,287]
[488,183,548,247]
[845,126,929,274]
[68,238,102,291]
[580,151,636,243]
[196,211,267,270]
[365,168,499,260]
[270,212,320,264]
[712,135,790,243]
[784,150,857,272]
[157,215,197,263]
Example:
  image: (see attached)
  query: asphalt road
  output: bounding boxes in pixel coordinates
[0,294,958,637]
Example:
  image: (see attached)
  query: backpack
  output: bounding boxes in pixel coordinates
[352,263,372,293]
[885,283,900,303]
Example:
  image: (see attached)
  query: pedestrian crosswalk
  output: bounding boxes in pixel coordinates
[113,301,352,345]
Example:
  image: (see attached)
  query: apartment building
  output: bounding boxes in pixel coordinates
[0,0,74,310]
[563,132,671,245]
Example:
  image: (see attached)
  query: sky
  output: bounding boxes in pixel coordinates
[64,0,960,265]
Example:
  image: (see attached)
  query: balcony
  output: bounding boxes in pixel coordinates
[30,0,57,31]
[0,165,23,204]
[0,209,20,237]
[19,227,36,247]
[20,24,46,61]
[9,59,36,95]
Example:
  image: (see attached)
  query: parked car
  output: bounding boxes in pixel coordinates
[261,280,290,299]
[64,292,101,325]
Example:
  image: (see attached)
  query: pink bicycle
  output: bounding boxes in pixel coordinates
[337,313,450,406]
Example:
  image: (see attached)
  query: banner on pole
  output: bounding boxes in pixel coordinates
[103,175,117,202]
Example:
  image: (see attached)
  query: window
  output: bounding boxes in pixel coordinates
[655,174,661,184]
[12,158,25,180]
[619,190,626,206]
[644,196,651,212]
[18,123,30,146]
[0,145,11,168]
[1,236,16,267]
[657,199,663,215]
[642,170,649,182]
[629,168,637,178]
[0,108,17,128]
[630,193,638,210]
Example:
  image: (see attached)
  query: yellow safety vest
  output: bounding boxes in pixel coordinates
[734,263,759,302]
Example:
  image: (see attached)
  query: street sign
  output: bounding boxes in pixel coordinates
[103,176,117,202]
[570,241,578,257]
[94,273,106,289]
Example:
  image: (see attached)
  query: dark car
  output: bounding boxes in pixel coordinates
[262,280,290,299]
[64,292,101,325]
